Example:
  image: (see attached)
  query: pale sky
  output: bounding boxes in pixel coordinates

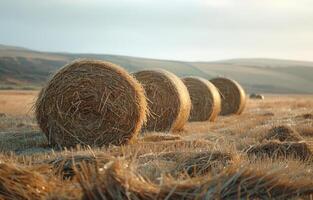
[1,0,313,61]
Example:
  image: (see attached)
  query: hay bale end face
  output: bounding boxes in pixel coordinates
[210,77,246,115]
[134,69,191,132]
[35,60,148,147]
[182,77,221,122]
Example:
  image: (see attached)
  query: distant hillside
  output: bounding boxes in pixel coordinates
[1,44,313,93]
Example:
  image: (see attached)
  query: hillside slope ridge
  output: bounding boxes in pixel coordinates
[1,44,313,93]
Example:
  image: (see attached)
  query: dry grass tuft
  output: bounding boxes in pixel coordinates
[297,113,313,120]
[182,76,221,122]
[140,132,182,142]
[137,150,235,179]
[35,59,148,148]
[206,164,313,199]
[262,112,275,116]
[134,69,191,132]
[297,124,313,137]
[173,151,235,177]
[246,141,313,160]
[137,152,183,165]
[210,77,246,115]
[136,159,176,182]
[2,92,313,199]
[47,153,112,179]
[262,125,303,142]
[79,159,158,200]
[109,139,214,159]
[0,163,52,199]
[79,159,313,200]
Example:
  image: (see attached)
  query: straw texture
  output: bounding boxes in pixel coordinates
[182,76,221,121]
[134,69,191,132]
[210,77,246,115]
[35,59,148,147]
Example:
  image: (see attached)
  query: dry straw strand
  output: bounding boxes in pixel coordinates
[134,69,191,132]
[79,159,313,200]
[0,163,51,200]
[140,132,182,142]
[182,76,221,121]
[35,59,148,147]
[173,151,234,177]
[210,77,246,115]
[246,141,313,161]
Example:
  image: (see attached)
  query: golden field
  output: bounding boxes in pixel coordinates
[0,90,313,199]
[0,90,38,116]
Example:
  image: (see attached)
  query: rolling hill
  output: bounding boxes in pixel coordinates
[1,44,313,93]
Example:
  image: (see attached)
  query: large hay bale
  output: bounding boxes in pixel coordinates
[210,77,246,115]
[133,69,191,132]
[182,76,221,121]
[35,60,148,147]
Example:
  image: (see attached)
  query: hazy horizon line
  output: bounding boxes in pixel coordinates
[1,42,313,63]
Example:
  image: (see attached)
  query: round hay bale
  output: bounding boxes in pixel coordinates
[210,77,246,115]
[133,69,191,132]
[35,59,148,147]
[182,76,221,121]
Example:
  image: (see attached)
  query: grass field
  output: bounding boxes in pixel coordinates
[0,90,37,116]
[0,90,313,199]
